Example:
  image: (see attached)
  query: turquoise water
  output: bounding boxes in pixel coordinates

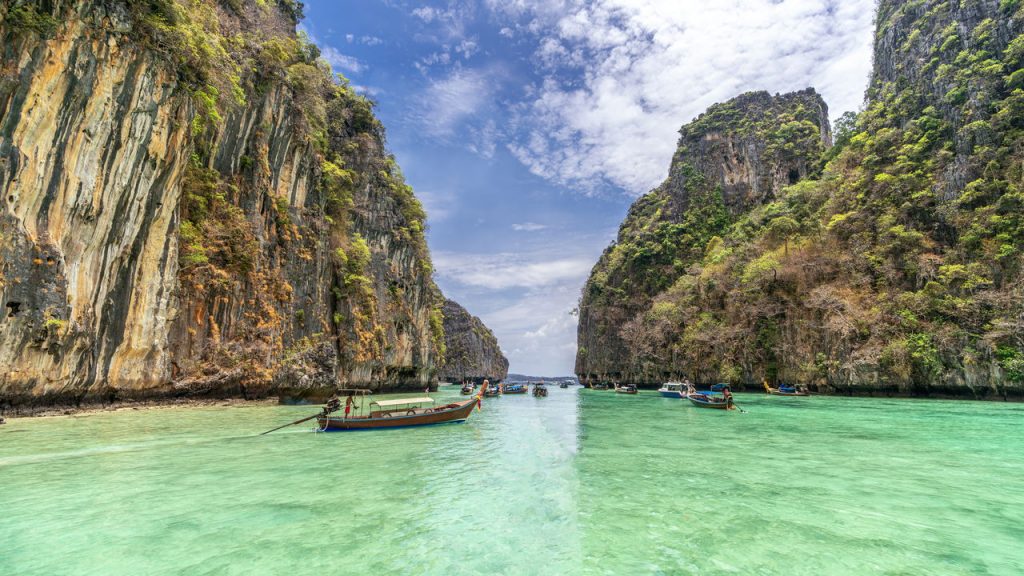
[2,389,1022,575]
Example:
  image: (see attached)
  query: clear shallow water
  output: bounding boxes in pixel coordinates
[1,389,1022,575]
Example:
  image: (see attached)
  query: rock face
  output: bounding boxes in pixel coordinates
[0,1,445,410]
[577,89,830,385]
[577,0,1024,399]
[439,299,508,383]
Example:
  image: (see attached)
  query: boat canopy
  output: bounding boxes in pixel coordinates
[371,397,435,407]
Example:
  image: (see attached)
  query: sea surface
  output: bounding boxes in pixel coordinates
[2,388,1022,575]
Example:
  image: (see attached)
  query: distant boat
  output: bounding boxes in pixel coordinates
[559,381,569,389]
[503,383,528,394]
[316,394,482,430]
[591,383,609,390]
[460,383,475,395]
[657,382,696,398]
[483,385,501,397]
[687,393,734,410]
[533,383,548,397]
[764,382,810,396]
[615,384,638,395]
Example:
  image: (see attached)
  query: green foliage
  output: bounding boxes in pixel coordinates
[580,3,1024,390]
[996,347,1024,382]
[3,4,58,34]
[276,0,305,21]
[179,158,257,278]
[430,307,446,362]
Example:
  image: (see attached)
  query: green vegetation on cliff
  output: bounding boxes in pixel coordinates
[578,0,1024,398]
[0,0,446,404]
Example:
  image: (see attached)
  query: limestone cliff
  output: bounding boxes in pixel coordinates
[439,299,507,383]
[576,89,830,385]
[0,0,445,410]
[577,0,1024,399]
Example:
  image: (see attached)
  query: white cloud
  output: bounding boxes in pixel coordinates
[351,84,381,96]
[412,6,437,22]
[433,251,592,290]
[511,222,547,232]
[298,26,365,76]
[492,0,875,195]
[412,68,490,138]
[417,189,457,223]
[435,247,590,375]
[456,39,480,59]
[322,46,364,74]
[409,68,503,158]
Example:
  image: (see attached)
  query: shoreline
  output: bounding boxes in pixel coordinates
[4,379,1019,420]
[577,381,1024,402]
[1,397,281,421]
[0,382,445,419]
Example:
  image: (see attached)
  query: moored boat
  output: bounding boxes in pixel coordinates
[591,383,609,390]
[533,382,548,397]
[503,383,528,394]
[460,383,475,395]
[675,383,698,399]
[615,384,638,395]
[763,382,810,396]
[657,381,694,398]
[316,394,482,430]
[687,393,734,410]
[559,381,569,389]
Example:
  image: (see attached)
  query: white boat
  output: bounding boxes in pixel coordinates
[658,382,685,398]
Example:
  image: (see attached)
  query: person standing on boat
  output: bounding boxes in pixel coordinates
[344,394,356,419]
[722,386,733,407]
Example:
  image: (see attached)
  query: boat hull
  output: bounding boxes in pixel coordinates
[317,398,479,430]
[687,395,733,410]
[659,390,681,398]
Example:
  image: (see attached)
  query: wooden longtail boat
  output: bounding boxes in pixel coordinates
[763,383,810,396]
[316,395,481,431]
[687,394,734,410]
[533,383,548,397]
[503,383,528,394]
[591,383,609,390]
[615,384,638,395]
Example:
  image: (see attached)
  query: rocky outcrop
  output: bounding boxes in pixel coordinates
[576,89,830,385]
[0,0,445,411]
[439,299,507,383]
[577,0,1024,399]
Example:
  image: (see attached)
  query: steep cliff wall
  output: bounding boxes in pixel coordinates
[439,299,508,383]
[576,89,830,385]
[0,0,444,410]
[577,0,1024,399]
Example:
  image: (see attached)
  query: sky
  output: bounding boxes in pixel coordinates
[300,0,877,376]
